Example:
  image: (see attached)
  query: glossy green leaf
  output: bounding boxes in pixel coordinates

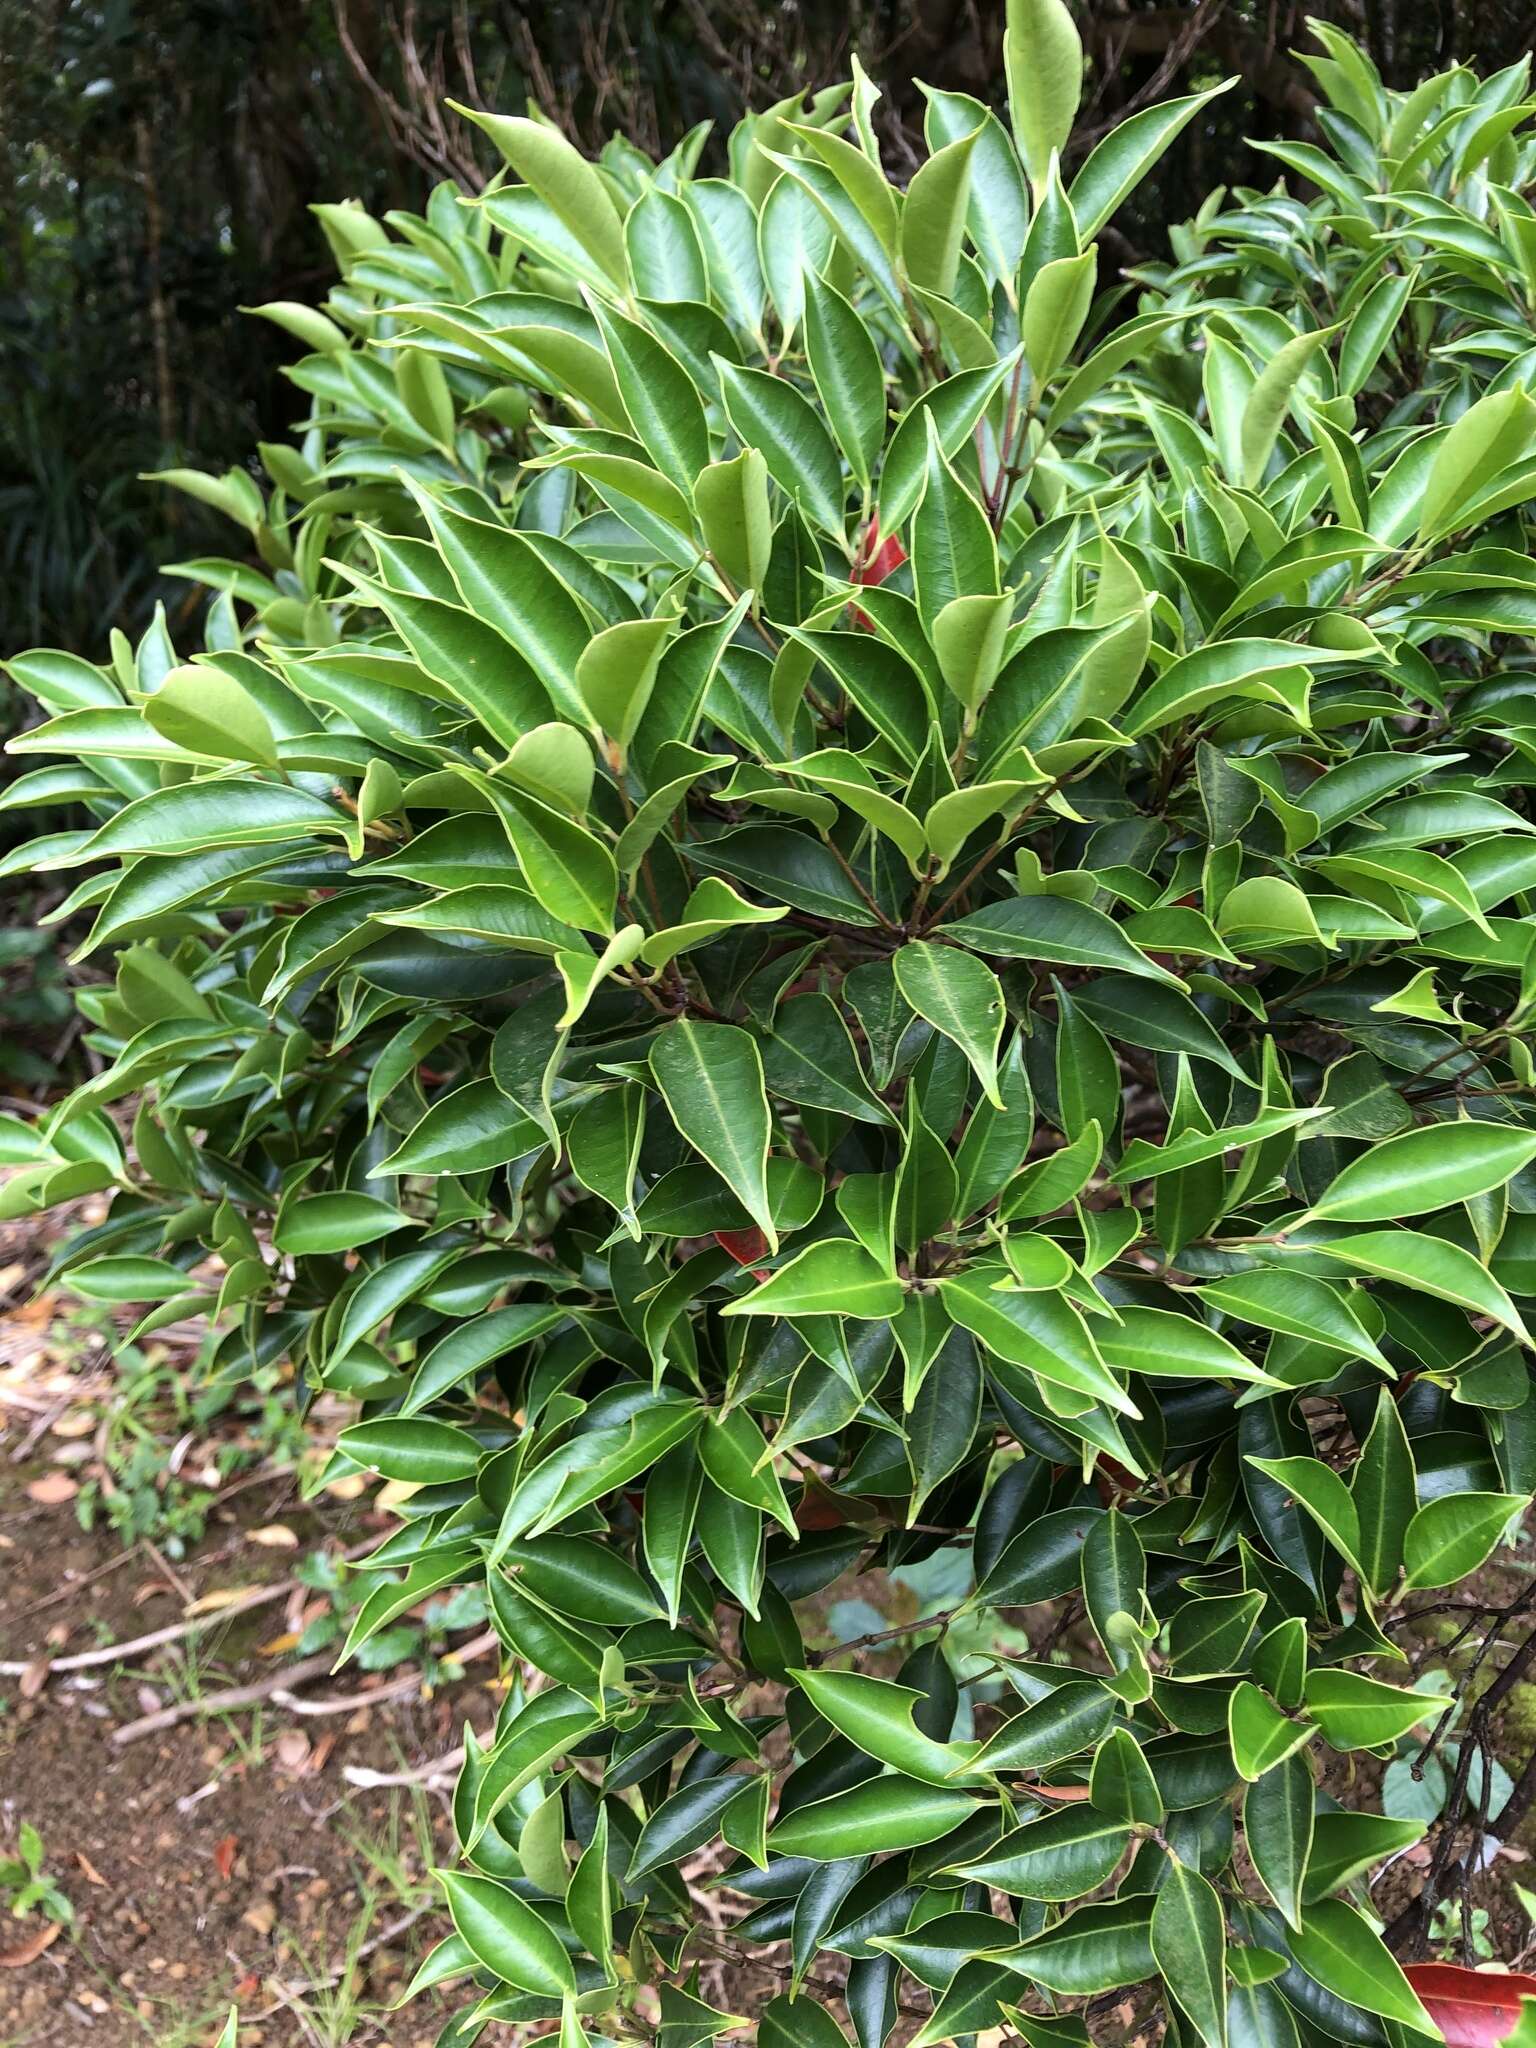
[1152,1859,1227,2048]
[950,1806,1131,1900]
[764,1778,982,1861]
[1307,1121,1536,1223]
[1302,1669,1443,1750]
[437,1870,577,1997]
[1229,1685,1313,1784]
[722,1239,904,1321]
[792,1669,980,1785]
[650,1020,778,1253]
[1244,1752,1313,1929]
[1402,1491,1525,1590]
[1286,1901,1434,2030]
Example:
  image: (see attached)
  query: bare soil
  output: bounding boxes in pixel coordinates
[0,1225,482,2048]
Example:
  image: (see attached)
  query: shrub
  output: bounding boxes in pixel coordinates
[9,11,1536,2046]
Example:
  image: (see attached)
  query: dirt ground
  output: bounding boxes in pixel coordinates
[0,1227,483,2048]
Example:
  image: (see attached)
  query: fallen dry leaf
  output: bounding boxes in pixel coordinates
[75,1852,107,1887]
[19,1658,50,1700]
[248,1524,299,1549]
[241,1900,277,1937]
[50,1410,97,1440]
[25,1472,77,1506]
[324,1473,367,1500]
[213,1835,238,1881]
[0,1921,62,1968]
[185,1586,257,1616]
[256,1630,302,1657]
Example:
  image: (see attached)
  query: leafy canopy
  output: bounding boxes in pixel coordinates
[8,9,1536,2046]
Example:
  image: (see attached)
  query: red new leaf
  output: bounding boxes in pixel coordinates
[1404,1964,1536,2047]
[714,1227,769,1268]
[849,518,907,629]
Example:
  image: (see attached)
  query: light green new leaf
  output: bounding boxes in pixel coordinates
[1023,252,1096,385]
[1418,385,1536,540]
[568,1084,646,1233]
[1239,324,1340,488]
[450,107,627,288]
[143,665,277,765]
[575,614,676,753]
[695,449,773,594]
[640,877,788,969]
[934,592,1014,713]
[1068,81,1235,239]
[1003,0,1082,191]
[504,724,595,818]
[902,130,980,298]
[894,941,1006,1107]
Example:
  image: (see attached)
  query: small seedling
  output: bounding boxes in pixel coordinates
[0,1823,72,1924]
[1431,1899,1494,1965]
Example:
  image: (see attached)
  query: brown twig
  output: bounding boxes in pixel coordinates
[270,1629,496,1716]
[0,1540,376,1679]
[110,1628,496,1744]
[108,1652,337,1745]
[1385,1617,1536,1953]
